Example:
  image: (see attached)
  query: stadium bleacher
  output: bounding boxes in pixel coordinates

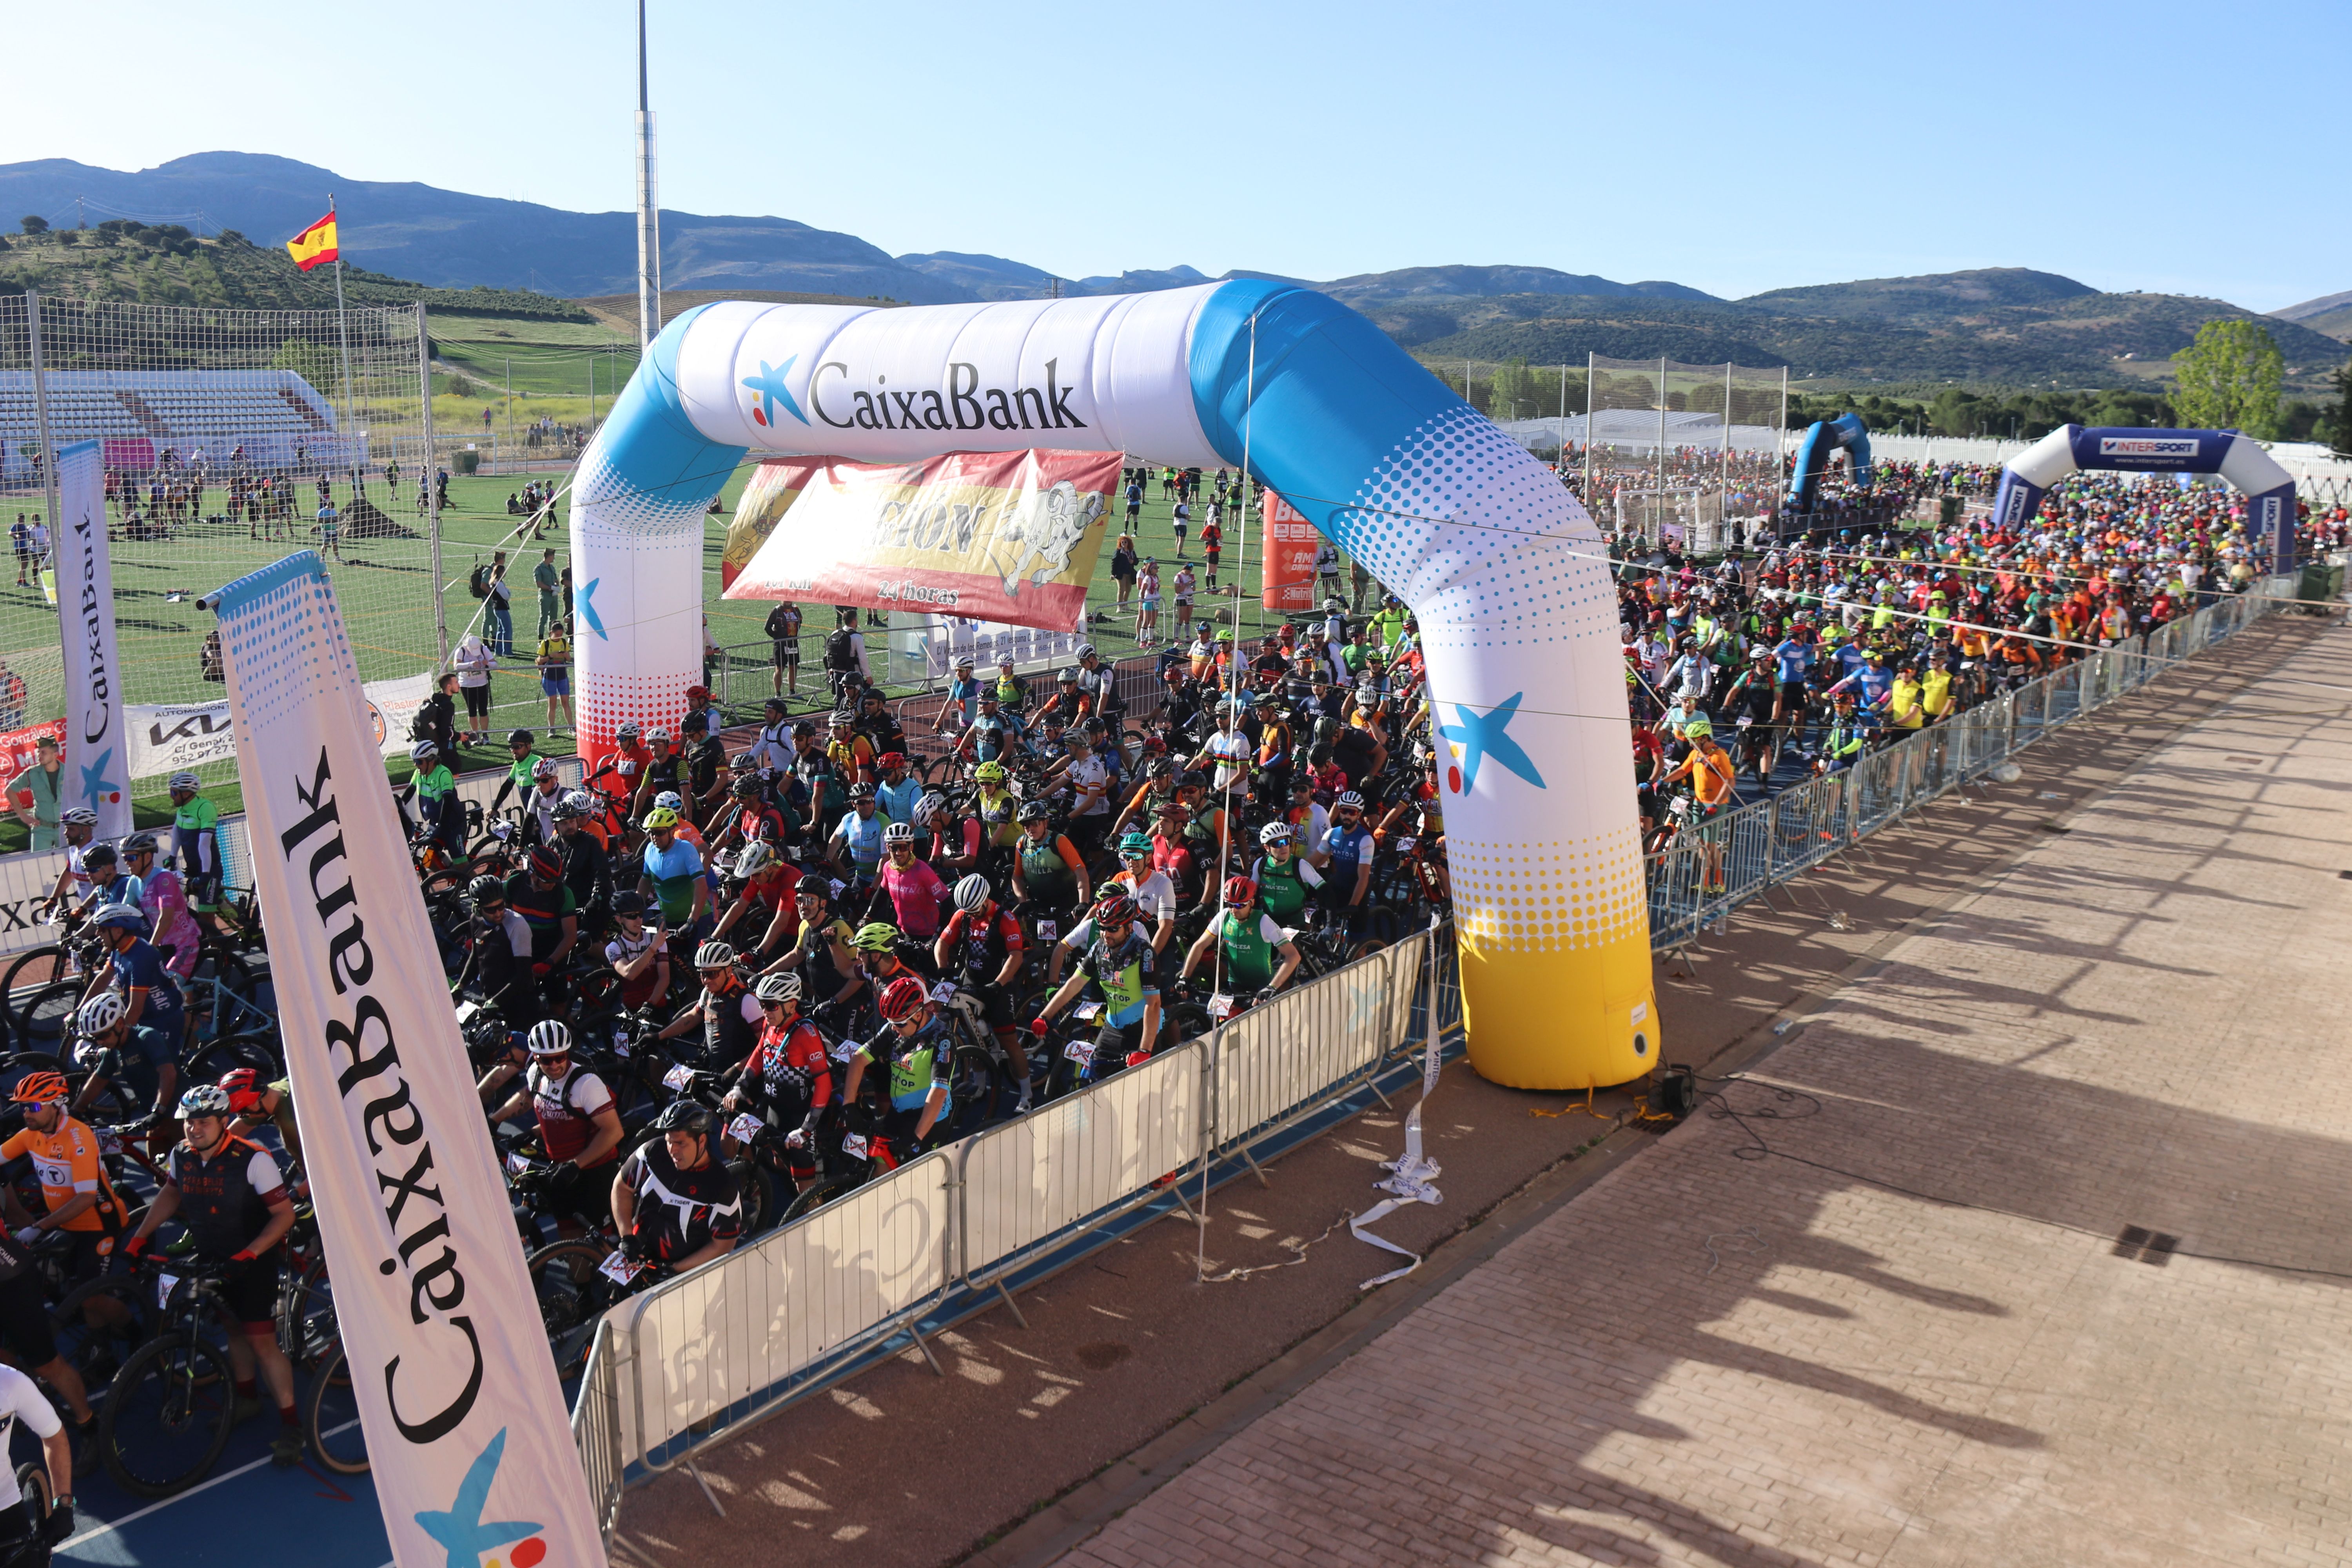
[0,368,354,486]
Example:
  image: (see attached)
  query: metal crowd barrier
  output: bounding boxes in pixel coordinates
[1644,582,2299,950]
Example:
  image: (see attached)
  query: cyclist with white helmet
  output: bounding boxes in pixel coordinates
[1311,791,1378,934]
[483,1021,622,1234]
[934,875,1032,1107]
[710,839,803,961]
[871,821,951,943]
[76,906,185,1124]
[36,806,100,923]
[654,939,763,1070]
[1251,820,1325,927]
[720,973,834,1192]
[515,755,567,844]
[550,789,612,918]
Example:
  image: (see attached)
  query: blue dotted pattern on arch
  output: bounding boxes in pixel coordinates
[581,303,749,540]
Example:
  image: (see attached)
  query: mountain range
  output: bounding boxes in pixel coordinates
[3,152,2344,387]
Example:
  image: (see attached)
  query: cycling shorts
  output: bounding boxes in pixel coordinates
[219,1250,284,1330]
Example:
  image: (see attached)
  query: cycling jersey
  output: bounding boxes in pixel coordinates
[641,837,705,926]
[858,1016,955,1112]
[527,1062,615,1166]
[136,864,202,978]
[1214,911,1290,992]
[618,1143,742,1265]
[941,905,1025,981]
[167,1132,286,1258]
[171,792,220,879]
[739,1016,832,1125]
[876,857,950,940]
[1079,929,1158,1029]
[1251,852,1323,922]
[1321,824,1376,884]
[875,775,923,829]
[1018,833,1083,899]
[698,978,764,1068]
[833,809,886,872]
[503,872,577,961]
[1102,867,1178,925]
[604,925,666,1011]
[0,1114,125,1232]
[110,938,185,1036]
[0,1367,60,1510]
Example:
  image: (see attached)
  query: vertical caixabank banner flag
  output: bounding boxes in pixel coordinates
[52,441,128,837]
[1259,490,1319,613]
[207,553,600,1568]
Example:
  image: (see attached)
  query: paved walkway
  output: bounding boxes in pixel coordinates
[1058,622,2352,1568]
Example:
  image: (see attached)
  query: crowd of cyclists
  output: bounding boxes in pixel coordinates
[0,452,2334,1541]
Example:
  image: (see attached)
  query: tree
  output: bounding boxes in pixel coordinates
[2171,318,2283,437]
[2329,362,2352,459]
[17,216,45,236]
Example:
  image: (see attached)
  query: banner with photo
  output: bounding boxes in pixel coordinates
[207,552,601,1568]
[722,449,1118,633]
[53,441,130,836]
[1261,490,1319,613]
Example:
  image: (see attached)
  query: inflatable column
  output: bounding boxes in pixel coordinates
[570,281,1657,1089]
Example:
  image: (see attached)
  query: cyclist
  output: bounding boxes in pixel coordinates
[404,740,463,858]
[165,771,225,933]
[0,1356,76,1557]
[517,757,568,846]
[840,976,953,1163]
[710,840,803,962]
[76,908,185,1123]
[2,1071,127,1285]
[1102,831,1178,954]
[1180,876,1304,1003]
[633,728,683,823]
[466,875,538,1027]
[1250,821,1325,928]
[553,791,612,922]
[933,875,1032,1108]
[655,940,763,1071]
[970,761,1021,878]
[124,1084,303,1466]
[636,806,709,949]
[765,878,859,1003]
[1308,791,1377,936]
[483,1022,622,1236]
[221,1067,302,1176]
[873,751,923,830]
[603,892,672,1012]
[505,845,581,991]
[871,822,951,944]
[1009,802,1089,925]
[590,721,650,810]
[488,728,547,817]
[1031,893,1161,1074]
[828,782,888,893]
[720,973,833,1195]
[916,791,981,881]
[120,834,200,982]
[36,807,100,923]
[612,1101,742,1276]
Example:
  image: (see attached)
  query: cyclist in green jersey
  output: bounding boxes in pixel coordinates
[1009,801,1089,921]
[489,728,547,815]
[1180,876,1302,1001]
[166,771,225,923]
[1249,821,1323,925]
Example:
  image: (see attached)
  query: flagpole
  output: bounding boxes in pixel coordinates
[328,194,358,506]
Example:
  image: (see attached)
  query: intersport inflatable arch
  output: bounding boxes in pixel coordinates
[1990,425,2298,574]
[1785,412,1873,515]
[568,279,1657,1090]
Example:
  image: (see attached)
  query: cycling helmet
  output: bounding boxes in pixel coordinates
[1057,668,1080,684]
[828,710,853,729]
[653,789,684,812]
[848,781,877,802]
[795,878,832,904]
[729,775,763,800]
[1335,791,1366,812]
[914,792,947,825]
[754,971,802,1005]
[91,903,145,933]
[646,727,672,744]
[167,771,201,793]
[652,1100,713,1138]
[693,939,737,971]
[729,750,759,773]
[952,874,993,914]
[122,833,160,858]
[76,993,127,1036]
[1222,875,1259,907]
[1017,800,1051,823]
[877,975,929,1024]
[218,1067,263,1115]
[1092,892,1140,927]
[83,844,118,871]
[615,721,641,743]
[409,740,439,764]
[1144,757,1174,781]
[1117,831,1153,858]
[532,757,560,779]
[849,922,900,953]
[611,891,650,916]
[526,845,563,880]
[178,1083,232,1119]
[880,821,916,847]
[1176,770,1207,791]
[1259,821,1294,846]
[559,789,595,816]
[59,808,97,828]
[733,840,775,878]
[877,751,906,770]
[508,729,534,748]
[973,761,1009,786]
[9,1070,68,1105]
[468,875,507,907]
[523,1020,572,1057]
[1076,642,1096,658]
[641,806,681,831]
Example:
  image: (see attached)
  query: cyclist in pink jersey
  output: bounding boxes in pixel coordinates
[871,822,951,942]
[123,835,201,979]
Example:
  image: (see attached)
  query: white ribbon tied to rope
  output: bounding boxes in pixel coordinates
[1352,922,1448,1288]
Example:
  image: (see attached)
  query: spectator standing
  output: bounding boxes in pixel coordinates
[538,617,573,732]
[486,553,514,656]
[454,633,495,749]
[533,549,561,637]
[7,733,64,849]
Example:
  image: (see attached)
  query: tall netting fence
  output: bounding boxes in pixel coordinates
[0,294,437,787]
[1493,356,1788,554]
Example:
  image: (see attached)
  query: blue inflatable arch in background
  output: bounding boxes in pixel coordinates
[1991,425,2298,573]
[1784,412,1873,516]
[568,281,1659,1090]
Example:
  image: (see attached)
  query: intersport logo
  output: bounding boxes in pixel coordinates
[2098,437,2199,458]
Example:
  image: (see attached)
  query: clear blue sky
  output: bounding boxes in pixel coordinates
[13,0,2348,310]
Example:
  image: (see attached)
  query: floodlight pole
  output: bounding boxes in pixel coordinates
[328,195,359,501]
[419,305,447,664]
[635,0,662,352]
[26,292,60,560]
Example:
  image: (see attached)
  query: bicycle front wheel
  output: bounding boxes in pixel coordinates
[526,1239,625,1383]
[304,1342,368,1474]
[100,1332,236,1498]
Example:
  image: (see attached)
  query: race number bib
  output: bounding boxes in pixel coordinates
[662,1064,696,1092]
[598,1250,649,1286]
[726,1112,765,1145]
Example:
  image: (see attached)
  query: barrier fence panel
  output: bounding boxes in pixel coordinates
[1211,931,1425,1158]
[618,1147,952,1468]
[957,1038,1206,1289]
[571,1319,626,1543]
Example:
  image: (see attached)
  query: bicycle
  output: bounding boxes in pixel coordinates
[96,1259,240,1498]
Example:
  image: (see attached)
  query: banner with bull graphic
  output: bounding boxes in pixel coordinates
[721,449,1118,633]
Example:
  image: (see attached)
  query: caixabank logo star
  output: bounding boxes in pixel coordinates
[742,357,808,429]
[412,1428,549,1568]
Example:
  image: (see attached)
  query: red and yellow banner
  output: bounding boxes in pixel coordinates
[286,211,339,272]
[1261,489,1320,612]
[721,449,1118,632]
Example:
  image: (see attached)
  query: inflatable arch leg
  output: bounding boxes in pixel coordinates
[572,280,1657,1089]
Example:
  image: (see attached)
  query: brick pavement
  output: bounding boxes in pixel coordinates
[1057,622,2352,1568]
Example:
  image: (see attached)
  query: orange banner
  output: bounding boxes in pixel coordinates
[1261,489,1319,612]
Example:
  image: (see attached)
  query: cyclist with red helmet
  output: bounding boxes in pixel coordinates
[840,976,953,1163]
[1181,877,1304,1003]
[1032,892,1161,1075]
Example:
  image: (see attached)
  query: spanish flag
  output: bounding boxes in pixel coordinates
[286,210,338,272]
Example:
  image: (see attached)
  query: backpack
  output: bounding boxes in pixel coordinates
[824,626,856,670]
[468,563,490,599]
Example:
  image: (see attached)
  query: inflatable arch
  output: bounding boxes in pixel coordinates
[1990,425,2298,574]
[1784,412,1873,515]
[568,280,1656,1090]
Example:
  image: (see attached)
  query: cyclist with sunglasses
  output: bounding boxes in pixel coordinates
[1031,893,1161,1075]
[840,977,953,1165]
[1180,876,1303,1004]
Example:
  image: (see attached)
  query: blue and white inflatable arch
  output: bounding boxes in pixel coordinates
[570,280,1657,1089]
[1990,425,2298,573]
